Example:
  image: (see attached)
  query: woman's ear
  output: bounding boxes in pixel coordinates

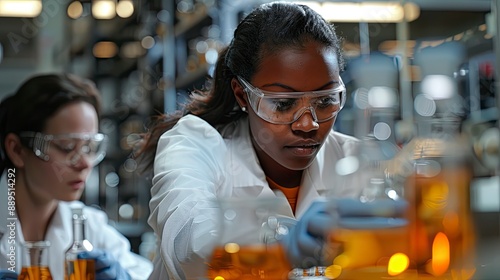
[231,77,248,110]
[4,133,26,168]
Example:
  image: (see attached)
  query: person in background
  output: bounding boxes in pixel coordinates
[0,73,153,280]
[136,2,406,279]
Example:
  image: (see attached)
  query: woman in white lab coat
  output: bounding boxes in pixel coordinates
[137,2,407,279]
[0,74,153,280]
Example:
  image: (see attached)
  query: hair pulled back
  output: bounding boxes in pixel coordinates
[136,2,344,172]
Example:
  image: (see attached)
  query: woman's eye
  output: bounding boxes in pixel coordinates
[53,141,76,153]
[316,95,338,107]
[272,99,297,111]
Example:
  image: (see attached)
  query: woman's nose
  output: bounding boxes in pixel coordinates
[291,107,320,132]
[69,153,92,170]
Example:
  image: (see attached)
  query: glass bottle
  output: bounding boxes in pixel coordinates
[398,117,477,279]
[64,207,96,280]
[326,137,414,280]
[19,241,53,280]
[206,197,292,280]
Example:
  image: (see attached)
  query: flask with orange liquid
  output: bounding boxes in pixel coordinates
[64,206,96,280]
[206,197,293,280]
[19,241,53,280]
[325,138,414,280]
[400,117,477,279]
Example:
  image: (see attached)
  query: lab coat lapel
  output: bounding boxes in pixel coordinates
[223,118,268,196]
[46,203,72,254]
[295,160,324,219]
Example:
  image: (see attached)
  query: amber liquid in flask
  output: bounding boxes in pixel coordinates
[207,197,293,280]
[19,241,53,280]
[65,207,96,280]
[18,266,52,280]
[207,243,291,280]
[406,157,476,279]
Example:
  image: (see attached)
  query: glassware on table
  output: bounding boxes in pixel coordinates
[65,206,95,280]
[327,138,414,280]
[206,196,293,280]
[395,119,477,279]
[19,241,53,280]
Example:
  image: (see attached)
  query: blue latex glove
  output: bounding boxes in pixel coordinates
[280,198,408,268]
[0,270,18,280]
[78,249,131,280]
[280,199,338,268]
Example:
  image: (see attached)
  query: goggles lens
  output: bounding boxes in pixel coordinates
[19,132,108,167]
[238,77,346,124]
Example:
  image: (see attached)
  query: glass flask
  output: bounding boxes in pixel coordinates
[64,206,96,280]
[326,137,415,280]
[19,241,53,280]
[392,118,477,279]
[206,197,293,280]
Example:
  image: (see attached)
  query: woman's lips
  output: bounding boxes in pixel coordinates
[285,144,320,156]
[69,180,85,190]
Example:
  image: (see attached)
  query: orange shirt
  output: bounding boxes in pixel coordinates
[266,177,300,214]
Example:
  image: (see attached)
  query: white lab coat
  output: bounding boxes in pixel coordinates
[0,173,153,280]
[148,115,364,280]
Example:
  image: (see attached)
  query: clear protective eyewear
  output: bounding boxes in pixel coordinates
[19,132,108,167]
[237,76,346,124]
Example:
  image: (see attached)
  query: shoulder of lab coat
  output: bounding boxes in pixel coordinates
[149,114,229,279]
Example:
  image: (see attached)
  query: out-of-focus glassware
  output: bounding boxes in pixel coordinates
[324,52,414,279]
[206,197,292,280]
[327,137,414,280]
[395,41,477,279]
[65,206,95,280]
[390,116,477,279]
[19,241,53,280]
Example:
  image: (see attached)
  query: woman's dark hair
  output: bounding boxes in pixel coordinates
[136,1,344,172]
[0,73,101,173]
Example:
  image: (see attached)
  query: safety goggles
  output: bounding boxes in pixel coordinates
[19,132,108,167]
[237,77,346,124]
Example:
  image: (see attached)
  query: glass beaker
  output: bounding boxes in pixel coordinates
[401,120,477,279]
[206,196,293,280]
[326,138,415,280]
[19,241,53,280]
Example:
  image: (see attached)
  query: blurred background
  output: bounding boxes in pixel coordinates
[0,0,498,268]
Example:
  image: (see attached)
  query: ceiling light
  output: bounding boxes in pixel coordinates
[0,0,42,18]
[93,41,118,58]
[116,0,134,18]
[92,0,115,19]
[67,1,83,19]
[295,1,420,23]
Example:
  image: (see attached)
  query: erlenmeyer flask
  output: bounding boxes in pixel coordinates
[65,206,95,280]
[206,197,293,280]
[19,241,53,280]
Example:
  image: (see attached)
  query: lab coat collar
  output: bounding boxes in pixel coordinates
[221,118,327,218]
[220,118,269,195]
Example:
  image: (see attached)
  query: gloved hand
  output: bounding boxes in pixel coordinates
[78,249,131,280]
[279,197,408,268]
[0,269,18,280]
[279,199,337,268]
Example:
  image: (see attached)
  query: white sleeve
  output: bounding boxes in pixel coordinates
[84,207,153,280]
[148,115,228,279]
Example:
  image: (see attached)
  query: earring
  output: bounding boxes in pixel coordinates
[241,106,247,112]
